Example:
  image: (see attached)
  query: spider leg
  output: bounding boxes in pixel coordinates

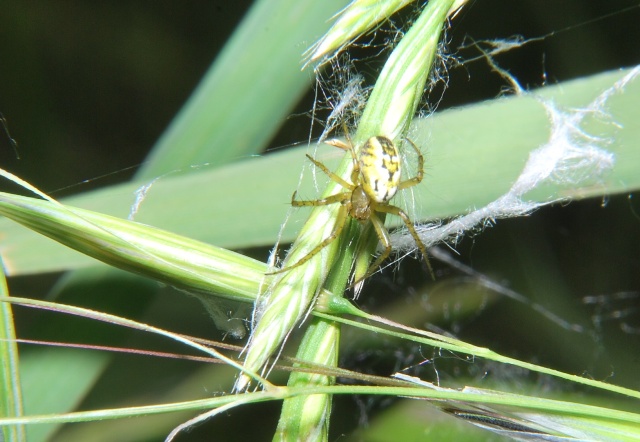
[326,123,361,175]
[324,138,350,151]
[291,190,351,207]
[325,122,355,153]
[267,203,349,275]
[325,138,360,179]
[375,203,434,280]
[351,212,393,287]
[305,154,354,190]
[397,137,424,190]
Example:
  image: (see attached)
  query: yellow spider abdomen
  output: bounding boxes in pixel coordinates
[359,136,401,203]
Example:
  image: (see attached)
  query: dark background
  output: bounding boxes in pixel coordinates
[1,1,638,194]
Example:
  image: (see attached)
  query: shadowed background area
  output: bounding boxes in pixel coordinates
[1,1,638,193]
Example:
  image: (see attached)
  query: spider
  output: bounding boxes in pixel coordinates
[269,130,433,284]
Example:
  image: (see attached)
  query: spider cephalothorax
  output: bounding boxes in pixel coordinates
[269,131,433,284]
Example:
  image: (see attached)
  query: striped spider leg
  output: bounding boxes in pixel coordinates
[268,131,433,284]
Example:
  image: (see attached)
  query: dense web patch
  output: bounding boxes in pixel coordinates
[392,67,639,255]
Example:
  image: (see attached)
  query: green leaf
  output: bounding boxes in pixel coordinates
[137,0,350,178]
[0,258,26,442]
[0,192,265,302]
[1,68,639,276]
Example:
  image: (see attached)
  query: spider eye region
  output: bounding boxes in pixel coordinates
[359,136,401,203]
